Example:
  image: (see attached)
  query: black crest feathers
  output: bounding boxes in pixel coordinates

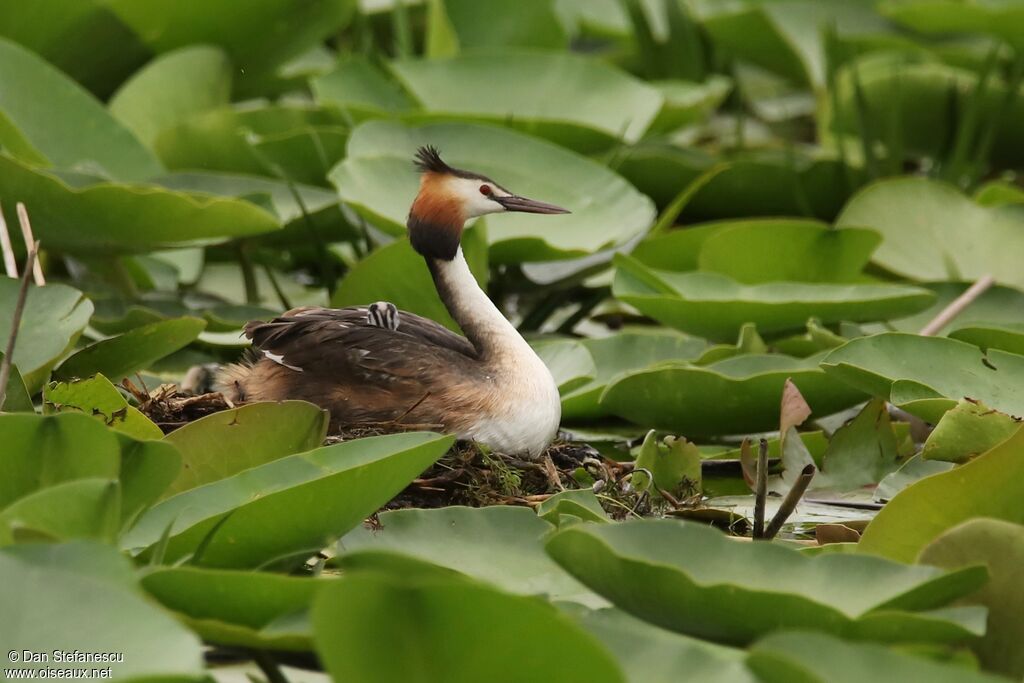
[414,146,453,174]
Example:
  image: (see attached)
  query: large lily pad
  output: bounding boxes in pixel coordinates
[391,52,662,151]
[0,478,118,545]
[311,57,415,120]
[427,0,567,55]
[0,37,160,180]
[879,0,1024,50]
[311,570,623,683]
[44,374,163,441]
[600,353,865,438]
[54,317,206,383]
[532,340,595,394]
[919,519,1024,679]
[546,519,988,646]
[859,424,1024,562]
[141,566,324,651]
[330,120,655,263]
[123,432,454,568]
[0,154,281,254]
[821,333,1024,422]
[162,401,328,496]
[561,330,706,421]
[0,541,204,681]
[109,45,232,148]
[949,322,1024,356]
[748,631,1007,683]
[837,177,1024,289]
[339,506,599,606]
[612,254,932,341]
[0,277,93,393]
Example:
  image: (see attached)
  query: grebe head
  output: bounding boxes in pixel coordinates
[407,146,569,260]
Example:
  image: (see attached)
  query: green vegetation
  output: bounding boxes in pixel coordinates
[1,0,1023,680]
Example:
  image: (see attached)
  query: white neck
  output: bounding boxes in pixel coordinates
[428,248,533,361]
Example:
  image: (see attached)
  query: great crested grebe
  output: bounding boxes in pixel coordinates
[216,147,570,457]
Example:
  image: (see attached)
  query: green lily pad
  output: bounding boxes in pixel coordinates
[109,45,232,148]
[391,51,661,151]
[821,333,1024,422]
[532,339,595,393]
[123,432,454,568]
[879,0,1024,49]
[0,412,120,509]
[0,478,118,545]
[162,401,328,497]
[613,254,933,341]
[55,317,206,384]
[614,143,713,209]
[312,57,416,119]
[311,570,622,683]
[922,398,1022,463]
[697,220,881,284]
[0,541,204,681]
[919,518,1024,679]
[950,322,1024,356]
[0,277,93,393]
[562,330,706,421]
[859,424,1024,562]
[44,374,163,441]
[105,0,356,94]
[748,630,1007,683]
[547,519,988,646]
[339,506,599,605]
[837,177,1024,288]
[537,490,610,525]
[0,154,281,254]
[601,353,865,437]
[0,358,32,412]
[330,120,655,263]
[141,566,324,651]
[0,36,160,180]
[427,0,567,55]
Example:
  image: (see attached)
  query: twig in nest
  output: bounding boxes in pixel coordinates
[919,275,994,336]
[753,438,769,539]
[763,464,815,540]
[0,241,39,411]
[15,204,44,286]
[390,391,430,425]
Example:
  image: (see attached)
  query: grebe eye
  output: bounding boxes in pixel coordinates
[479,185,492,196]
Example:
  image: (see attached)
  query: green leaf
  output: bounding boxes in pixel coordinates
[837,177,1024,288]
[330,120,655,262]
[919,518,1024,679]
[570,606,756,683]
[105,0,356,94]
[0,358,33,412]
[547,519,988,646]
[816,399,902,491]
[696,220,881,284]
[748,630,1007,683]
[880,0,1024,51]
[600,353,865,437]
[0,278,92,393]
[391,51,661,151]
[633,430,701,497]
[0,413,120,509]
[141,566,324,651]
[859,424,1024,562]
[613,254,933,341]
[0,541,204,680]
[123,432,454,568]
[109,45,232,148]
[312,56,415,119]
[44,374,163,441]
[115,437,181,529]
[311,570,624,683]
[0,478,119,545]
[0,154,281,254]
[922,398,1022,463]
[55,317,206,384]
[561,330,706,421]
[821,333,1024,422]
[532,339,595,394]
[339,506,599,606]
[950,322,1024,356]
[162,401,328,497]
[0,37,161,180]
[537,490,610,526]
[428,0,567,53]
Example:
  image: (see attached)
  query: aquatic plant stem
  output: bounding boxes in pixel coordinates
[753,438,769,539]
[919,275,995,336]
[763,464,815,540]
[0,241,38,411]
